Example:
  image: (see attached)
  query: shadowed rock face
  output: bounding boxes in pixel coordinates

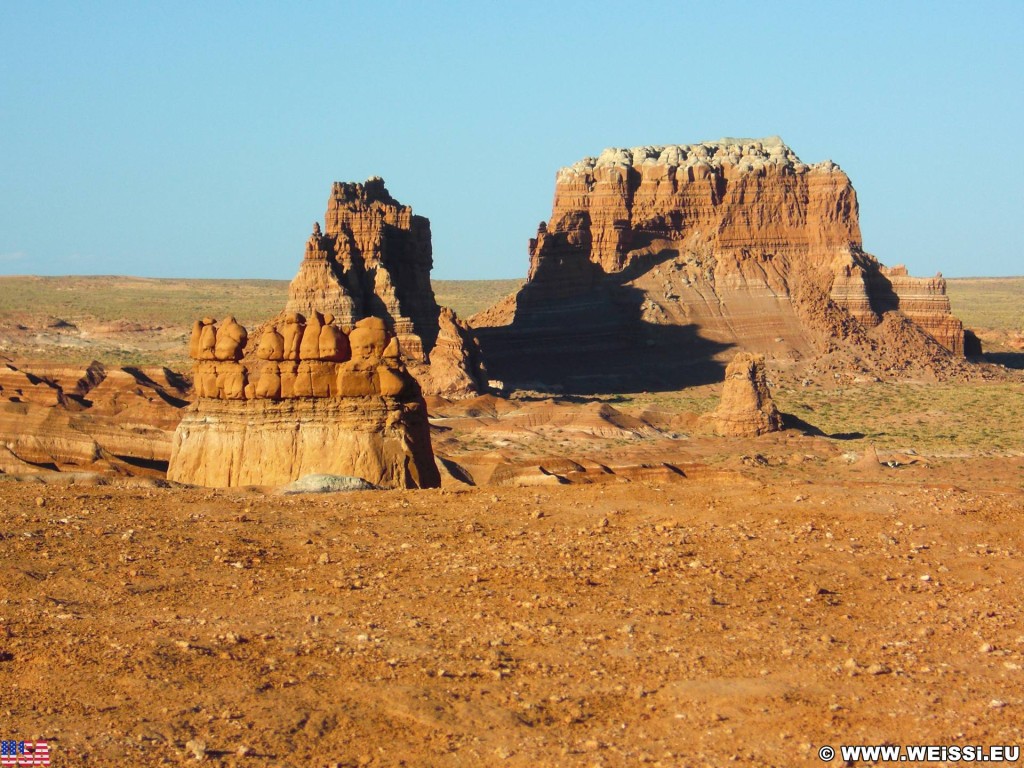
[474,137,974,393]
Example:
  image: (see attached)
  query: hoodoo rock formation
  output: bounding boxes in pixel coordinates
[704,352,783,437]
[474,137,976,392]
[167,314,439,488]
[169,178,496,488]
[167,177,493,489]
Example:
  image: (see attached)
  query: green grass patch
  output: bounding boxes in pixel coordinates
[0,276,289,328]
[0,276,520,328]
[775,381,1024,455]
[432,279,523,318]
[947,277,1024,331]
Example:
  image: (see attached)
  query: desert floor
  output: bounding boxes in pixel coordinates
[2,454,1022,767]
[1,275,1022,766]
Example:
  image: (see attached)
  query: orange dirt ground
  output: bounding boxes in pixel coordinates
[2,457,1022,766]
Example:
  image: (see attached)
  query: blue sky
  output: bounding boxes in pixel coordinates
[2,1,1021,280]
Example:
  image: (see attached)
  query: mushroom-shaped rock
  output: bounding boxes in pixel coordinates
[319,314,351,362]
[189,320,204,360]
[215,317,248,362]
[198,319,218,361]
[257,325,285,361]
[281,313,305,361]
[300,312,324,360]
[349,317,389,364]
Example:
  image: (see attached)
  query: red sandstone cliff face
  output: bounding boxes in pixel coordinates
[474,137,974,392]
[830,260,966,356]
[533,140,860,280]
[285,179,485,396]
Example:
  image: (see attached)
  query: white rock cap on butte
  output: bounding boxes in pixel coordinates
[556,136,840,180]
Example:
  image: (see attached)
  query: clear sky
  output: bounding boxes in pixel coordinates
[2,1,1022,280]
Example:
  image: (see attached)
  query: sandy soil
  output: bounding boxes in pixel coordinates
[2,458,1022,767]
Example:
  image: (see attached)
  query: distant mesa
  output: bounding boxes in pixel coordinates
[472,137,979,393]
[166,178,489,489]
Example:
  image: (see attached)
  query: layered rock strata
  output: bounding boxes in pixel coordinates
[283,180,485,395]
[283,180,484,396]
[285,178,477,379]
[168,313,439,489]
[169,178,493,488]
[830,259,965,355]
[474,137,975,392]
[0,360,187,474]
[168,396,436,489]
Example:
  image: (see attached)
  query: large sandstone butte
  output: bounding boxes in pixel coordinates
[474,137,978,393]
[286,178,485,397]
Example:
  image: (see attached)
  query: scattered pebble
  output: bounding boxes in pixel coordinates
[185,739,207,760]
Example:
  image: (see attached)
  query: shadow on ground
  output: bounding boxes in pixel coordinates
[781,413,865,440]
[475,262,732,395]
[984,352,1024,370]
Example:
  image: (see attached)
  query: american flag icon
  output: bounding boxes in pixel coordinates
[0,741,50,766]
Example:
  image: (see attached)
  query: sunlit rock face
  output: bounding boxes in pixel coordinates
[169,314,440,489]
[473,137,972,393]
[284,179,486,396]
